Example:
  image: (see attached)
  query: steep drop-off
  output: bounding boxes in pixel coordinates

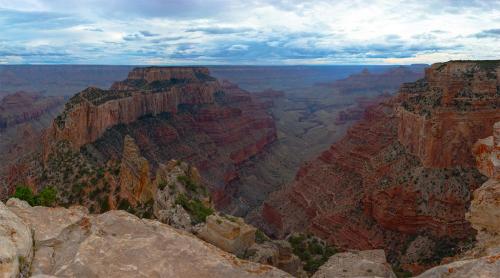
[0,92,65,197]
[36,67,277,210]
[258,60,500,273]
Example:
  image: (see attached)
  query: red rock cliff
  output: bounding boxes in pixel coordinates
[45,67,220,150]
[398,61,500,168]
[259,60,499,270]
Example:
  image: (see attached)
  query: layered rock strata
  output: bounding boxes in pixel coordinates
[37,67,277,209]
[45,67,219,150]
[416,121,500,277]
[259,61,499,271]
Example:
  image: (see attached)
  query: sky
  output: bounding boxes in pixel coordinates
[0,0,499,65]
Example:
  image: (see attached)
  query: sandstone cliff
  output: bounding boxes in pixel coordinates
[46,67,220,150]
[258,60,499,273]
[36,67,277,209]
[398,61,500,168]
[0,198,291,278]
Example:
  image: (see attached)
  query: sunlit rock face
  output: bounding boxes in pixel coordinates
[259,60,499,273]
[45,67,220,150]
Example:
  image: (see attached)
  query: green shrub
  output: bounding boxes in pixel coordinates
[13,186,36,206]
[158,180,168,190]
[255,229,269,243]
[175,193,213,224]
[12,185,58,207]
[37,186,57,207]
[177,175,198,192]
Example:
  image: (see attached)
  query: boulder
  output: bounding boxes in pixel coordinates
[0,199,291,278]
[198,214,256,257]
[311,249,396,278]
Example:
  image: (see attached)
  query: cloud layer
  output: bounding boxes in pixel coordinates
[0,0,499,64]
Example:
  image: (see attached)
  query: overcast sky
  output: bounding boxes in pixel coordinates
[0,0,499,65]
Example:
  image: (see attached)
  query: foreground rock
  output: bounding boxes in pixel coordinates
[0,201,33,278]
[1,199,291,278]
[311,250,396,278]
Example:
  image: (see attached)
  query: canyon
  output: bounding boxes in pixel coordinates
[0,92,65,198]
[258,60,500,274]
[23,67,278,211]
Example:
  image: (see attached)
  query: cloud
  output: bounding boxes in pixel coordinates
[186,26,253,35]
[139,30,159,37]
[472,28,500,38]
[85,28,103,32]
[0,8,86,29]
[0,0,498,64]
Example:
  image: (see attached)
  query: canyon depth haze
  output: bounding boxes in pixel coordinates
[0,1,499,278]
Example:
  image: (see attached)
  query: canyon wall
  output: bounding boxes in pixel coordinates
[37,67,278,209]
[258,60,499,273]
[398,61,500,168]
[45,67,219,150]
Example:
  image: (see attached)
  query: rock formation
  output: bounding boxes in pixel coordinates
[35,67,277,209]
[198,214,257,256]
[119,135,153,204]
[0,198,291,278]
[45,67,220,150]
[259,60,499,273]
[415,121,500,277]
[311,250,396,278]
[398,61,500,168]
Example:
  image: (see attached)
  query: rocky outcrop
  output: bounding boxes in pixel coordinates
[39,67,277,209]
[398,61,500,168]
[415,254,500,278]
[153,159,212,231]
[247,240,304,277]
[416,121,500,277]
[119,135,153,204]
[45,67,220,150]
[0,198,291,278]
[311,250,396,278]
[259,61,498,272]
[466,121,500,254]
[198,214,256,256]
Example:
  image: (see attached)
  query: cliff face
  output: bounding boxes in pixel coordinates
[398,61,500,168]
[39,67,277,209]
[45,67,219,150]
[259,60,499,272]
[416,121,500,277]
